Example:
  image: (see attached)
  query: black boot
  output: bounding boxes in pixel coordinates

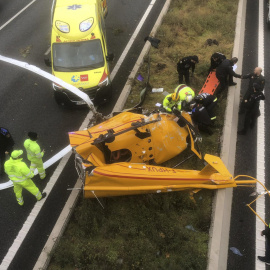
[39,192,47,201]
[258,256,266,263]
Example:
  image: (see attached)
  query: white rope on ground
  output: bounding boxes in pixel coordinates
[0,55,95,110]
[0,180,13,190]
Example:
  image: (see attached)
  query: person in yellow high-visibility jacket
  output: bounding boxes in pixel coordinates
[24,132,46,179]
[4,150,46,206]
[162,93,182,113]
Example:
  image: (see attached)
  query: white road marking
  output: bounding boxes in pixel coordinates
[110,0,157,80]
[0,0,38,32]
[0,0,158,267]
[256,0,266,269]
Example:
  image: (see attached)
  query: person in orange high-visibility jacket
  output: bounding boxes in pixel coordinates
[24,132,46,179]
[4,150,46,206]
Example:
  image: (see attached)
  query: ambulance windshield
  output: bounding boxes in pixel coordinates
[53,40,104,72]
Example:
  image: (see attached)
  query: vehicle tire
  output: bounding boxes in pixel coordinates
[54,91,73,108]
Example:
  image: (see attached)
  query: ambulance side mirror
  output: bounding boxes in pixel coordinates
[44,47,52,67]
[106,53,114,62]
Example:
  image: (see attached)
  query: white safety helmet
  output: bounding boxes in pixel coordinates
[186,94,193,103]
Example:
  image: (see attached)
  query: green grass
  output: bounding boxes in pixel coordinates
[48,0,238,269]
[49,190,213,270]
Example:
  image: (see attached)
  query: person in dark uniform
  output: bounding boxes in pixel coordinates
[194,93,217,120]
[242,67,265,98]
[258,224,270,265]
[239,67,265,113]
[0,127,15,175]
[216,57,241,93]
[238,83,265,135]
[208,52,226,74]
[190,102,213,135]
[177,55,199,86]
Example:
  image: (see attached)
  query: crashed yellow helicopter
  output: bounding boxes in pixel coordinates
[0,54,269,225]
[69,107,265,201]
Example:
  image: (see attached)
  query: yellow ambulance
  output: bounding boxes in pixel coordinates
[45,0,113,106]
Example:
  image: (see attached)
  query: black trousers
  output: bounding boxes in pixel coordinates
[216,74,234,94]
[228,74,234,85]
[197,123,213,135]
[206,100,217,119]
[216,75,227,94]
[239,98,250,114]
[243,110,258,131]
[178,69,190,85]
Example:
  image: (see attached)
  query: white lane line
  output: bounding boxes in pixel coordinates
[110,0,157,80]
[0,0,37,31]
[256,0,266,269]
[0,0,157,267]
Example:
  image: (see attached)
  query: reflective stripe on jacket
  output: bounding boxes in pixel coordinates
[174,84,195,101]
[24,139,44,161]
[4,158,34,182]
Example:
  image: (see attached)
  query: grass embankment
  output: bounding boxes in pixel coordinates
[49,1,238,269]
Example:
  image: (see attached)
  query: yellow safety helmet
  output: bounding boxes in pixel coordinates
[172,93,179,101]
[11,150,23,159]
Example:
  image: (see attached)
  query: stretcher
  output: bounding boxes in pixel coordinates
[199,70,219,95]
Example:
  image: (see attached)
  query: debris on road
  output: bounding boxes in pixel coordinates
[230,247,243,256]
[19,45,32,58]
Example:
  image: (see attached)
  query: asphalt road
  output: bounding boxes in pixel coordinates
[227,0,270,269]
[0,0,166,269]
